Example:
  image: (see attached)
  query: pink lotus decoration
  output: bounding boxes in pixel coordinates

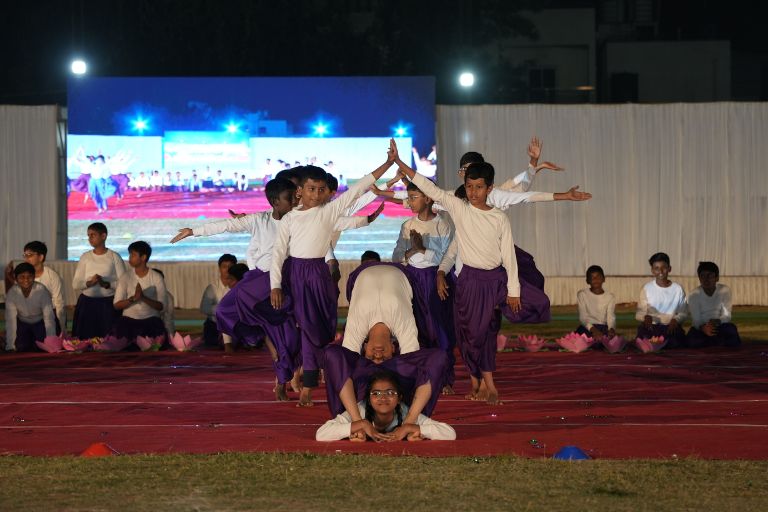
[517,334,548,352]
[94,335,130,352]
[169,332,203,352]
[62,338,92,352]
[36,334,65,353]
[136,335,165,351]
[496,334,509,352]
[556,332,595,353]
[601,335,628,354]
[635,336,667,353]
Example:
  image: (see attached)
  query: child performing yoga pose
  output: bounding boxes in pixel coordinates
[316,370,455,442]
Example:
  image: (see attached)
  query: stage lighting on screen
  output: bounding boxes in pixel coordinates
[459,72,475,87]
[71,59,87,75]
[132,118,148,133]
[66,76,435,262]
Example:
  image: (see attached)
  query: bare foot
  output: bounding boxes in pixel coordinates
[464,391,478,400]
[296,387,313,407]
[475,380,489,401]
[319,369,325,385]
[274,382,289,402]
[224,344,235,354]
[290,369,302,393]
[442,385,455,395]
[466,376,481,400]
[486,389,502,405]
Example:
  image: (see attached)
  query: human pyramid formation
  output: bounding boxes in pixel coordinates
[4,137,741,442]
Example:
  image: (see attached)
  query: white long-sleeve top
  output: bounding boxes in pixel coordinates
[5,282,56,350]
[72,249,126,298]
[193,211,278,271]
[200,278,230,321]
[113,268,167,320]
[411,174,519,297]
[327,191,378,250]
[437,237,463,275]
[687,284,733,329]
[392,212,455,268]
[497,165,537,193]
[342,265,420,354]
[36,266,66,326]
[270,174,375,289]
[316,402,456,441]
[577,288,616,330]
[635,281,687,324]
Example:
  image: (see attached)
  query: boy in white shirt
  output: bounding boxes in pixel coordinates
[636,252,687,348]
[393,140,517,405]
[686,261,741,348]
[576,265,616,341]
[22,241,66,335]
[270,156,396,407]
[4,263,56,351]
[113,241,167,346]
[200,254,237,346]
[71,222,126,339]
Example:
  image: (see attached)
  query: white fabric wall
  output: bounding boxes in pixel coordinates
[2,103,767,305]
[0,105,63,264]
[436,103,768,277]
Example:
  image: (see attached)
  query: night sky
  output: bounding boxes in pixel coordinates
[1,0,764,105]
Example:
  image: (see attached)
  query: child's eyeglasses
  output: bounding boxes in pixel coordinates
[369,389,398,398]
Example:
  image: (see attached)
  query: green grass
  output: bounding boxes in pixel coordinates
[1,454,767,511]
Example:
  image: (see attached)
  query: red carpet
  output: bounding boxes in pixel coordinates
[67,190,411,220]
[1,347,766,458]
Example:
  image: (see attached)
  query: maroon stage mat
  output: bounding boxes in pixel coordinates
[1,346,766,458]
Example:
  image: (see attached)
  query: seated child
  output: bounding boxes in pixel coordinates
[152,268,175,338]
[576,265,616,340]
[4,263,56,351]
[220,263,266,354]
[636,252,687,348]
[113,241,167,346]
[200,254,238,346]
[316,370,456,442]
[22,241,66,334]
[686,261,741,348]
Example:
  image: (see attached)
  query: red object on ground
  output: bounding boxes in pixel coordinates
[80,442,120,457]
[1,346,766,458]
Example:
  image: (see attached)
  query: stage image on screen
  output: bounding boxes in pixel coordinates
[67,76,436,261]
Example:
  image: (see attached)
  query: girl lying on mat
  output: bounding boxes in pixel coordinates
[315,370,456,442]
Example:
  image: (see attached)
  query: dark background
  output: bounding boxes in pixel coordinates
[1,0,765,105]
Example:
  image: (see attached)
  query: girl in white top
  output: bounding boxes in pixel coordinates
[316,370,456,442]
[71,222,126,339]
[5,263,56,351]
[576,265,616,340]
[22,241,66,334]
